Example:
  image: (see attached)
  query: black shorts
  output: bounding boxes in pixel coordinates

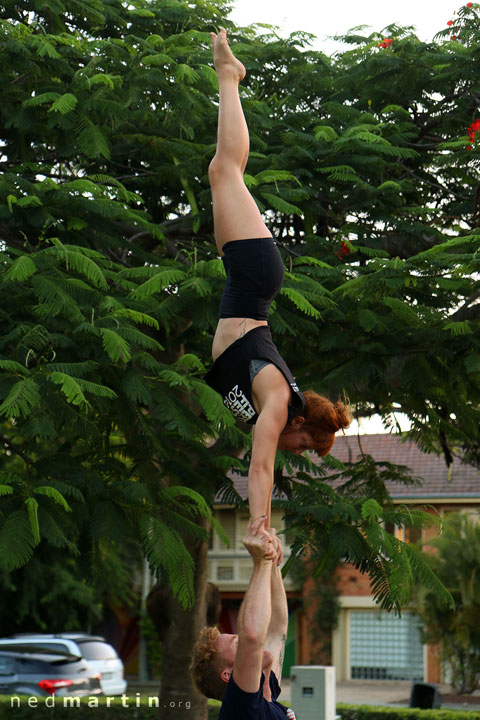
[219,237,285,321]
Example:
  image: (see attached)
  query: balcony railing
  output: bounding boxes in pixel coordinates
[207,549,298,590]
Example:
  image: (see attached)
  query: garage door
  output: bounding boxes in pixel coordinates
[350,610,424,681]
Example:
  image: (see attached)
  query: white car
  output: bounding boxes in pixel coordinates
[0,634,127,696]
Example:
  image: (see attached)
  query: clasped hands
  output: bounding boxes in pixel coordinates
[242,516,284,566]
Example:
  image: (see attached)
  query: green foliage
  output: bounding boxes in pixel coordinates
[336,705,480,720]
[0,696,188,718]
[414,513,480,694]
[291,553,341,663]
[0,537,141,636]
[282,456,452,614]
[1,0,480,632]
[138,611,163,677]
[0,699,476,720]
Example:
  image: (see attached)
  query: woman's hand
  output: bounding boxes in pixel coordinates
[243,516,276,561]
[268,527,283,567]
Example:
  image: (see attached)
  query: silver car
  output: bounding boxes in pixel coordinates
[0,634,127,696]
[0,650,102,696]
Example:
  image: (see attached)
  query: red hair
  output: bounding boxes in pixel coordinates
[302,391,352,456]
[190,627,227,701]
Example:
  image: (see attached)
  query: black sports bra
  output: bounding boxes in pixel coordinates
[204,326,305,425]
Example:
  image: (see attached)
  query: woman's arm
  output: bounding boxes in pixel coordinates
[248,391,289,528]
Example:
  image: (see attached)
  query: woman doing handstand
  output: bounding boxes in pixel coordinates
[204,28,351,527]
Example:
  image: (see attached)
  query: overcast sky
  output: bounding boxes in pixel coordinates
[229,0,462,54]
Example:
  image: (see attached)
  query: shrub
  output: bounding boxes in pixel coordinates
[337,703,480,720]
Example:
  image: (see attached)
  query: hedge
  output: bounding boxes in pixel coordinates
[1,695,222,719]
[337,704,480,720]
[3,697,479,719]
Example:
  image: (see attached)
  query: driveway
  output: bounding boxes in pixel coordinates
[280,679,480,711]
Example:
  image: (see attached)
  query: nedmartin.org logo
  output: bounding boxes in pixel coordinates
[10,694,191,710]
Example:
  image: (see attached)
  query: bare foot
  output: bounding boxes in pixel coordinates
[210,27,246,82]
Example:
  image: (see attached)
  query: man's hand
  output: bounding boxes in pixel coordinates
[269,527,283,567]
[243,516,275,562]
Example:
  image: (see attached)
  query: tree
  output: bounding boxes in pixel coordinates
[0,0,235,604]
[2,0,480,716]
[415,513,480,694]
[0,1,241,716]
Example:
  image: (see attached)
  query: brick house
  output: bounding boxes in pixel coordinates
[208,434,480,682]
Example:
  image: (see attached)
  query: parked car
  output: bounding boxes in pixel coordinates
[0,634,126,695]
[0,649,102,696]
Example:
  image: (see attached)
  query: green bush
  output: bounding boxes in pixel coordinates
[1,695,222,719]
[208,703,220,720]
[337,703,480,720]
[4,697,477,720]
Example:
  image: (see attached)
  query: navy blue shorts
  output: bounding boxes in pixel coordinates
[219,237,285,321]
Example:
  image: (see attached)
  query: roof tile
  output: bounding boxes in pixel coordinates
[219,434,480,502]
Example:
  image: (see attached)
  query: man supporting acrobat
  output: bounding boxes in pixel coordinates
[190,516,295,719]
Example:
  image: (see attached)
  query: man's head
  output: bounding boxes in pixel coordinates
[190,627,273,700]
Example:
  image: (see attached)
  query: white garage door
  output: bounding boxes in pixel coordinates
[350,610,424,681]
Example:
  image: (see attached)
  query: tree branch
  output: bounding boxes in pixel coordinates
[0,434,33,466]
[450,288,480,322]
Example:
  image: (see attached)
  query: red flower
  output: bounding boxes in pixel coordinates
[467,2,472,6]
[472,119,480,130]
[336,240,351,260]
[450,35,456,39]
[467,145,472,151]
[447,19,454,25]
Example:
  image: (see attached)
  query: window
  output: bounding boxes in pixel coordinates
[0,657,14,676]
[77,642,117,661]
[215,510,236,550]
[350,610,424,681]
[385,523,422,544]
[212,509,286,552]
[0,642,70,654]
[216,566,234,581]
[14,657,50,673]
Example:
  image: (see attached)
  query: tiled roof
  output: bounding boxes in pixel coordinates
[327,434,480,499]
[219,434,480,503]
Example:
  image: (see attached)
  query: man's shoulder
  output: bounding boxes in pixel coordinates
[218,672,289,719]
[218,673,263,720]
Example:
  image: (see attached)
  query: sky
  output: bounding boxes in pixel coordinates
[229,0,462,54]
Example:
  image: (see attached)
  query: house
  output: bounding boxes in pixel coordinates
[207,434,480,682]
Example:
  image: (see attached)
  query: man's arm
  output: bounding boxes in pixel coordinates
[233,517,274,693]
[264,530,289,681]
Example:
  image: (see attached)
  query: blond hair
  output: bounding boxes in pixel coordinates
[190,626,228,701]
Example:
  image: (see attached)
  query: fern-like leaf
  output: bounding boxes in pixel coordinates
[4,255,37,283]
[34,486,72,513]
[100,328,131,362]
[48,93,78,115]
[0,511,36,569]
[47,372,89,407]
[280,287,321,318]
[25,497,41,546]
[0,378,41,418]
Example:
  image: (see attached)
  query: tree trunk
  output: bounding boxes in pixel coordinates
[147,517,211,720]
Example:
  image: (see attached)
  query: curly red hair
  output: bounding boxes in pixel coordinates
[302,390,352,456]
[190,626,227,701]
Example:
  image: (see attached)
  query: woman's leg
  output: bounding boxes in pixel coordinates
[209,28,271,254]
